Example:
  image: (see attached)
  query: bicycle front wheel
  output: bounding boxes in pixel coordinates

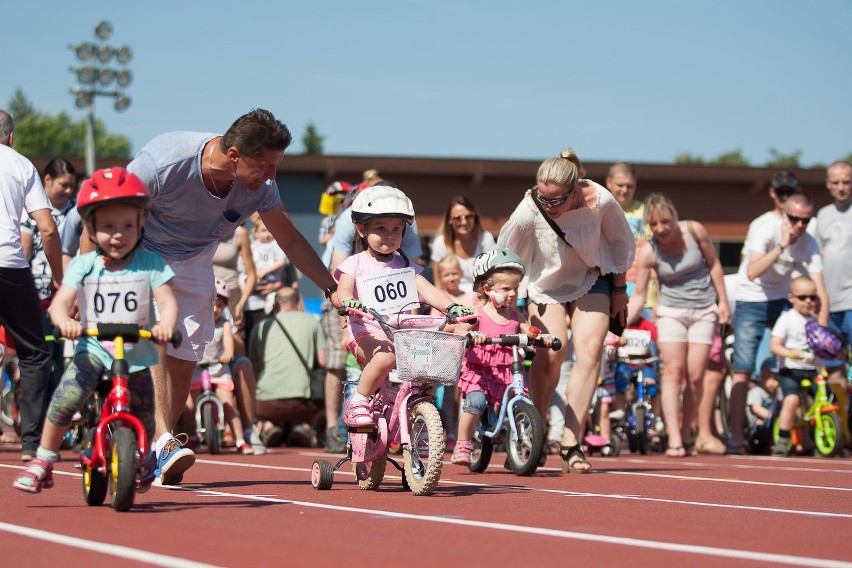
[403,401,444,496]
[201,402,220,455]
[505,402,544,476]
[814,412,844,457]
[109,427,138,512]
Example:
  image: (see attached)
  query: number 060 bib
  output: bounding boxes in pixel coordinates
[357,267,418,316]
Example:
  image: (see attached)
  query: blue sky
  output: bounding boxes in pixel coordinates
[4,1,850,166]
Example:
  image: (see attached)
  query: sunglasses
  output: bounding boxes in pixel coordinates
[786,214,812,225]
[793,294,818,302]
[533,188,572,208]
[774,187,796,199]
[450,214,475,223]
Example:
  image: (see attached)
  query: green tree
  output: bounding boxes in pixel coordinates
[709,149,749,167]
[5,90,131,159]
[674,152,705,165]
[301,122,324,155]
[765,147,802,169]
[8,88,34,119]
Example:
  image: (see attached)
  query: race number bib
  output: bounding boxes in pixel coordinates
[357,267,418,316]
[78,274,151,327]
[617,328,652,358]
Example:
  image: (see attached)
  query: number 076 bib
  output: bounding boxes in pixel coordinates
[357,267,418,316]
[78,273,151,327]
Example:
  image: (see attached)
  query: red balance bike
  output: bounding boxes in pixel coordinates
[49,323,181,512]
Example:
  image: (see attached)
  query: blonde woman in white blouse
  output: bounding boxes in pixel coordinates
[498,149,635,474]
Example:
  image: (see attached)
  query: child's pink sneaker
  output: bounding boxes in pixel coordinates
[451,441,472,465]
[343,399,374,427]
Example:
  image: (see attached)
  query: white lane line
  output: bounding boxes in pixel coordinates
[191,459,852,518]
[163,485,852,568]
[0,521,222,568]
[4,461,849,519]
[616,456,852,475]
[598,470,852,492]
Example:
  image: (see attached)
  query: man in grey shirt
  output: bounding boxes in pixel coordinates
[813,160,852,443]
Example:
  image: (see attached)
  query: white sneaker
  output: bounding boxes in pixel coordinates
[248,429,267,455]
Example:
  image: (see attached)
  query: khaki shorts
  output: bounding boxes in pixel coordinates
[162,251,216,362]
[655,303,718,345]
[320,298,346,370]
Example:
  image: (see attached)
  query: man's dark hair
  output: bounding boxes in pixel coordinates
[220,108,292,156]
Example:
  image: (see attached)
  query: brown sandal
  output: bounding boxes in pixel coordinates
[560,444,592,474]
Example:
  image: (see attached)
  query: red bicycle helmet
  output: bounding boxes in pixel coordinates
[77,167,150,220]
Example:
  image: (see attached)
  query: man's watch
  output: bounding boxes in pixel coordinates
[324,283,338,299]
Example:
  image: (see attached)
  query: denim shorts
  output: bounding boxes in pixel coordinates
[824,310,852,368]
[778,367,814,399]
[732,299,790,374]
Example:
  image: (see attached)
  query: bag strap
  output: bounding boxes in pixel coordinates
[264,315,313,374]
[531,193,573,248]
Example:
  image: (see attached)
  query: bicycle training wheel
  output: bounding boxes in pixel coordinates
[814,412,844,457]
[469,430,493,473]
[82,429,108,506]
[109,427,138,512]
[311,460,334,490]
[505,402,544,476]
[403,401,444,496]
[201,402,220,455]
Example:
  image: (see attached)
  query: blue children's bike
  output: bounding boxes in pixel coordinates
[467,331,561,476]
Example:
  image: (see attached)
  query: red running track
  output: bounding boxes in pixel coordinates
[1,441,851,568]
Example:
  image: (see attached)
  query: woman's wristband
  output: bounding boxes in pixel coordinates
[611,285,628,295]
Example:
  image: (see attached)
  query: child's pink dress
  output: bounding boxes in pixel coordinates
[458,307,521,405]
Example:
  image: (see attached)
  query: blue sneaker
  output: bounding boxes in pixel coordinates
[155,434,195,486]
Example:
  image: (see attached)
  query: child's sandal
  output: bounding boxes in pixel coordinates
[12,458,54,494]
[559,444,592,474]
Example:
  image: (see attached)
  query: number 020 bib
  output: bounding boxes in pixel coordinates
[78,273,151,327]
[357,267,418,316]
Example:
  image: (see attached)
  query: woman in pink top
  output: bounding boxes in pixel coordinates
[498,149,635,474]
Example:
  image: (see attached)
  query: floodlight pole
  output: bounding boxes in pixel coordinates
[68,20,133,175]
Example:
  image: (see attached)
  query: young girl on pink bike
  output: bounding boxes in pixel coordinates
[334,184,473,428]
[452,248,554,465]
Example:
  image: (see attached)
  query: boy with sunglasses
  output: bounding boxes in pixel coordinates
[769,276,821,456]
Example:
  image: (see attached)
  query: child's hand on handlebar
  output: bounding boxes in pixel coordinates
[447,303,474,318]
[537,333,555,347]
[59,320,82,340]
[151,323,174,344]
[339,299,365,315]
[466,331,486,345]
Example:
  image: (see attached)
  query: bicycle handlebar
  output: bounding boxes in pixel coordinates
[467,334,562,351]
[49,323,182,348]
[338,305,479,326]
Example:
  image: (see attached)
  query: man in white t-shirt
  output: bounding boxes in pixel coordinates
[727,193,828,453]
[0,110,63,461]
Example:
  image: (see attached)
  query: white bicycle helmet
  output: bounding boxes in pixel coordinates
[350,184,415,225]
[471,248,525,283]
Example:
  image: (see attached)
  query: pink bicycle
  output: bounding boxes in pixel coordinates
[311,304,474,496]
